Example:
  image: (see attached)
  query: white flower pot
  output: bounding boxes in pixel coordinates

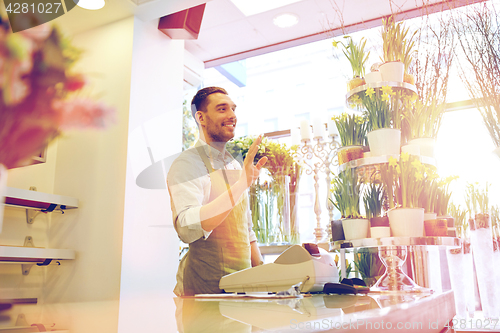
[365,71,382,84]
[0,164,7,233]
[342,218,369,240]
[388,207,424,237]
[370,226,391,238]
[366,128,401,157]
[379,61,404,82]
[408,137,435,159]
[401,144,420,156]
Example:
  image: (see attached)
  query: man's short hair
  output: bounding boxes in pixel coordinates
[191,86,228,120]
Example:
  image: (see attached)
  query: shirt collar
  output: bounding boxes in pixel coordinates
[196,139,231,162]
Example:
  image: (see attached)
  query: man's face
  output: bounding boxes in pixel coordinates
[199,93,237,143]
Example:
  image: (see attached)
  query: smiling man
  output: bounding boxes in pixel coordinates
[167,86,267,296]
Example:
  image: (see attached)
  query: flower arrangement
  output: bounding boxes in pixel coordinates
[332,36,370,81]
[0,19,115,169]
[380,153,425,209]
[465,182,490,230]
[330,168,362,219]
[417,165,439,213]
[353,248,384,287]
[449,202,468,239]
[435,176,458,216]
[332,113,368,147]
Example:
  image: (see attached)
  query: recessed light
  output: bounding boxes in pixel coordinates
[230,0,301,17]
[273,13,299,28]
[74,0,105,10]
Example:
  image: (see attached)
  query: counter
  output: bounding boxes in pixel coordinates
[175,290,455,332]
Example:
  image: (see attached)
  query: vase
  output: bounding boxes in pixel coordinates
[342,218,369,240]
[0,164,7,234]
[407,137,435,159]
[370,216,390,238]
[337,145,364,165]
[365,71,382,84]
[366,128,401,157]
[469,213,500,318]
[379,61,404,82]
[249,173,291,245]
[388,207,424,237]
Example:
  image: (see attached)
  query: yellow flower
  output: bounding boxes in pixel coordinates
[411,159,422,170]
[401,152,410,162]
[415,171,423,181]
[351,94,361,105]
[332,40,339,48]
[381,93,390,102]
[396,165,401,174]
[388,156,398,167]
[381,85,395,96]
[365,87,375,99]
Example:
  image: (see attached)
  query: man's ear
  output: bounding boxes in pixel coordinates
[196,111,205,126]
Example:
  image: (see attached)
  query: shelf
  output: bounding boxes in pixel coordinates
[0,246,75,262]
[330,236,461,250]
[346,81,418,101]
[338,154,436,172]
[4,187,78,211]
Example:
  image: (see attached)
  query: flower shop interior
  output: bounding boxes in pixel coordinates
[1,0,500,332]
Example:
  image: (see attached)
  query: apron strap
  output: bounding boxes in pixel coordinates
[196,145,236,207]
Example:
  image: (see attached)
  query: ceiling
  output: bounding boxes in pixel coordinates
[55,0,480,68]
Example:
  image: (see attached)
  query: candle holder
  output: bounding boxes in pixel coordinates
[296,133,341,243]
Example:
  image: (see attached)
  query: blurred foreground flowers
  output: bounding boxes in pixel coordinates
[0,17,115,169]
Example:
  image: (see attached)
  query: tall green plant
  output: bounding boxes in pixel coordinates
[449,203,468,239]
[381,16,416,71]
[360,87,392,131]
[333,36,370,78]
[363,183,385,219]
[332,113,368,146]
[330,169,362,219]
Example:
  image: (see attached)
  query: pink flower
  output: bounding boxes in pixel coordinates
[52,98,116,130]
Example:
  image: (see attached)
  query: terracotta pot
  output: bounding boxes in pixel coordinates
[403,73,415,85]
[347,77,365,91]
[424,212,437,221]
[424,219,448,236]
[337,145,364,165]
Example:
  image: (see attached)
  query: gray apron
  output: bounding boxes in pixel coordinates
[175,147,251,296]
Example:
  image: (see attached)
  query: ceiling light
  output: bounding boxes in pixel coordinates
[230,0,301,16]
[74,0,105,10]
[273,13,299,28]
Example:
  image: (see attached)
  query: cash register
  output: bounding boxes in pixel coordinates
[219,244,338,293]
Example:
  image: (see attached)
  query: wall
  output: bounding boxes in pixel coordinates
[117,16,183,333]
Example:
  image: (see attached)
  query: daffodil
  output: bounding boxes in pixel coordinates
[365,87,375,99]
[401,152,410,162]
[411,159,422,170]
[381,85,395,96]
[415,171,423,181]
[388,156,398,167]
[381,93,390,102]
[350,94,361,105]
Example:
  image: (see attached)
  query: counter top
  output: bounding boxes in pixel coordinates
[175,290,455,332]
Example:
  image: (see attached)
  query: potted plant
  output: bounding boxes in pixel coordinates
[360,85,401,156]
[363,183,390,238]
[354,248,385,287]
[380,153,425,237]
[330,169,368,240]
[333,36,370,91]
[333,113,368,165]
[403,96,445,158]
[380,16,416,83]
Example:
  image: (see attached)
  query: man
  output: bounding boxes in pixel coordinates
[167,86,267,296]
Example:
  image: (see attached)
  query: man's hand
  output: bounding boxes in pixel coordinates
[242,135,268,187]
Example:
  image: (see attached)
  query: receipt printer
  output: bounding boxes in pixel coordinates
[219,244,338,293]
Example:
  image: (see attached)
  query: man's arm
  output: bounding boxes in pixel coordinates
[250,240,264,266]
[200,135,267,232]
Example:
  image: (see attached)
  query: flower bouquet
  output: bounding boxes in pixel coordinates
[226,136,301,244]
[0,18,115,232]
